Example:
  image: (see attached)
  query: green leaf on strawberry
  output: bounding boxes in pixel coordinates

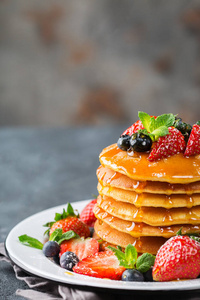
[108,244,155,272]
[138,111,175,142]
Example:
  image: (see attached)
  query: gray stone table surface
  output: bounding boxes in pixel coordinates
[1,127,200,300]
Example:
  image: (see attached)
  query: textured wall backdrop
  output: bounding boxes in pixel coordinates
[1,0,200,126]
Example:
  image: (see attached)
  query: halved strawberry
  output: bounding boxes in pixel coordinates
[80,199,97,227]
[184,124,200,156]
[153,235,200,281]
[148,127,186,161]
[49,217,90,238]
[122,120,144,136]
[73,251,126,280]
[59,237,99,260]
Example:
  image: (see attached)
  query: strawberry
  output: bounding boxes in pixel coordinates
[153,235,200,281]
[148,127,186,161]
[73,251,126,279]
[59,237,99,260]
[80,199,97,227]
[122,120,144,136]
[184,124,200,156]
[49,217,90,238]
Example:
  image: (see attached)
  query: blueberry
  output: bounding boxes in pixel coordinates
[43,241,60,257]
[122,269,144,282]
[117,134,131,151]
[174,118,192,135]
[143,267,153,282]
[130,132,152,152]
[60,251,79,271]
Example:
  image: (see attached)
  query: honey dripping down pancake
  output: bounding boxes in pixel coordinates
[97,183,200,208]
[94,112,200,258]
[94,204,200,238]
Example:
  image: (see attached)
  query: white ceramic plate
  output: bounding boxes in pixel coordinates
[5,200,200,292]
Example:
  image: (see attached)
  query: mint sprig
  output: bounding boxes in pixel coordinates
[108,244,155,273]
[138,111,175,142]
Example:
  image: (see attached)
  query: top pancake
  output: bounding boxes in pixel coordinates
[99,144,200,184]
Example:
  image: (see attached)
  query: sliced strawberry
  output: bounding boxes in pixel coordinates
[153,235,200,281]
[148,127,186,161]
[59,237,99,260]
[49,217,90,238]
[184,124,200,156]
[80,199,97,227]
[73,251,126,280]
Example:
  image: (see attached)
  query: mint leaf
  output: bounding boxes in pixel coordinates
[57,230,79,245]
[136,253,155,273]
[107,246,129,268]
[151,126,169,141]
[108,244,138,269]
[155,114,175,129]
[138,112,152,132]
[18,234,43,250]
[49,228,63,242]
[125,244,137,268]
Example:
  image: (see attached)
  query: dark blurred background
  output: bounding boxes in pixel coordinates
[1,0,200,127]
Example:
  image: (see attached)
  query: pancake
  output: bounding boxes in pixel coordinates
[99,144,200,183]
[94,204,200,238]
[97,166,200,195]
[97,182,200,208]
[97,195,200,226]
[94,219,166,255]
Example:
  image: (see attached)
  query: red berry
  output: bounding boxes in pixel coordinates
[148,127,186,161]
[153,235,200,281]
[50,217,90,238]
[73,251,126,280]
[80,199,97,227]
[184,124,200,156]
[60,237,99,260]
[122,120,144,136]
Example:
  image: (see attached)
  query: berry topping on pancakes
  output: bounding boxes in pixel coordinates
[118,111,200,160]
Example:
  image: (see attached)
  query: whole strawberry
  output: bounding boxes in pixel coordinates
[80,199,97,227]
[148,127,186,161]
[153,235,200,281]
[50,217,90,238]
[184,124,200,156]
[122,120,144,136]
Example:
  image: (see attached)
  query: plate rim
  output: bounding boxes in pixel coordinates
[5,199,200,293]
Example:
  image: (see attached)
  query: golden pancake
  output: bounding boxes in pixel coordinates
[97,166,200,195]
[99,144,200,183]
[97,182,200,209]
[94,204,200,238]
[94,220,166,255]
[97,195,200,226]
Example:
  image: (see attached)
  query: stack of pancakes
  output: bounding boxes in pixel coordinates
[94,143,200,254]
